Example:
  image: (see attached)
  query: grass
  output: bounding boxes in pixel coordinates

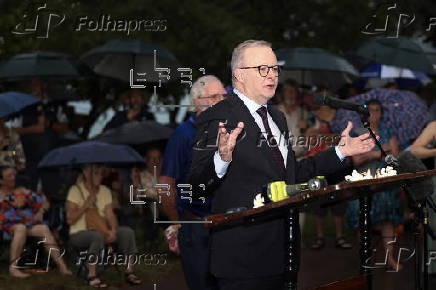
[0,257,182,290]
[0,211,352,290]
[0,224,180,290]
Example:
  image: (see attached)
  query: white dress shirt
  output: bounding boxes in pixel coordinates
[214,89,345,178]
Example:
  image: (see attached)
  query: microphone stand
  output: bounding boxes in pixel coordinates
[359,113,390,162]
[358,113,377,290]
[359,113,428,290]
[358,113,400,290]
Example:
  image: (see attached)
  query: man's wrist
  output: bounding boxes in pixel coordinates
[214,151,231,178]
[335,146,347,161]
[217,150,231,162]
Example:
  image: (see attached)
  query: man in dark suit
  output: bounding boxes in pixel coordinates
[189,40,377,290]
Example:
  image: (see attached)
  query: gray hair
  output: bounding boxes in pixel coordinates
[190,75,222,99]
[231,40,271,82]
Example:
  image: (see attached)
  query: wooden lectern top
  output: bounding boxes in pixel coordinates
[204,169,436,228]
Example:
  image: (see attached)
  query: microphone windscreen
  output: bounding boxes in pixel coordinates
[398,151,434,201]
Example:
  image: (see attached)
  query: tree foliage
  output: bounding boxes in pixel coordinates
[1,0,435,83]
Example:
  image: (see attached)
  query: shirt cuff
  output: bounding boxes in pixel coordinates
[335,146,346,162]
[214,151,231,178]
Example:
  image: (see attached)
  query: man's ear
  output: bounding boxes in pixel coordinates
[233,69,243,83]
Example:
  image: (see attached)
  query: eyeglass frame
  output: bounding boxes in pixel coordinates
[238,65,281,77]
[197,94,226,99]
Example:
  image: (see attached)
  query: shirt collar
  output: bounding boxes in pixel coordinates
[233,88,266,115]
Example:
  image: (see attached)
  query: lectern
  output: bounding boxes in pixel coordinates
[205,169,436,290]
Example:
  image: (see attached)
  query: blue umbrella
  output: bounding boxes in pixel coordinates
[38,141,144,168]
[0,91,39,118]
[360,63,432,88]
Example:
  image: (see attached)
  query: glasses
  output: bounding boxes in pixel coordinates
[239,65,281,77]
[198,94,226,99]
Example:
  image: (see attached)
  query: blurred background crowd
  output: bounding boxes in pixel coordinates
[0,0,436,289]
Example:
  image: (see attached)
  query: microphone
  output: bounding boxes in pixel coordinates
[385,154,399,168]
[264,176,328,202]
[398,151,434,201]
[313,92,369,115]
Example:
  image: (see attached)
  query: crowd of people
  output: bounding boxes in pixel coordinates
[0,39,435,290]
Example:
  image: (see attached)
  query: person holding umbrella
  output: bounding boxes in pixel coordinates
[13,77,70,191]
[66,164,142,288]
[38,141,144,287]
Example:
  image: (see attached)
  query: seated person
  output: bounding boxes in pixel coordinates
[0,165,71,278]
[66,164,142,288]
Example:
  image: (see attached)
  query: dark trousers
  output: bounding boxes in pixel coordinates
[217,275,285,290]
[179,223,217,290]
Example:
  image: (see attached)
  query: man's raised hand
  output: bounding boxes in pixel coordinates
[338,121,378,157]
[218,122,244,162]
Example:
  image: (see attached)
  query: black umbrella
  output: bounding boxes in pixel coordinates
[38,141,144,168]
[0,51,93,80]
[276,47,359,89]
[95,121,173,145]
[81,39,181,82]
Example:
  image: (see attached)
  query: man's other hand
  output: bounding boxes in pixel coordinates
[338,121,378,157]
[218,122,244,162]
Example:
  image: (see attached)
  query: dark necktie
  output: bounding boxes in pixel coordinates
[257,106,286,177]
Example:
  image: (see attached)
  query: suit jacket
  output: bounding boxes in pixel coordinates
[189,93,350,278]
